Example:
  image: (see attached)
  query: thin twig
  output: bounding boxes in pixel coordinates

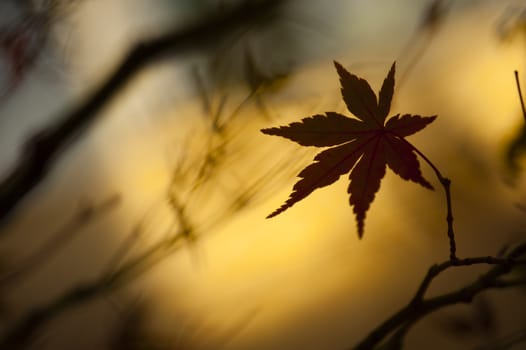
[515,70,526,122]
[410,256,515,305]
[100,223,144,278]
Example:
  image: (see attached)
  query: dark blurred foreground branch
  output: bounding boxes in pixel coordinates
[0,0,282,227]
[0,195,119,288]
[351,243,526,350]
[0,221,187,349]
[515,70,526,122]
[0,85,298,348]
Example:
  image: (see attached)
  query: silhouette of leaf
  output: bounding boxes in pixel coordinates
[378,63,395,123]
[262,61,436,237]
[262,112,369,146]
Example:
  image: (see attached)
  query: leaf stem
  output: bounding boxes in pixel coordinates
[515,70,526,123]
[400,139,457,260]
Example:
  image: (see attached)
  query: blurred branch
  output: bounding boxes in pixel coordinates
[0,222,185,349]
[351,243,526,350]
[473,327,526,350]
[0,83,298,348]
[0,195,119,288]
[504,70,526,180]
[397,0,452,87]
[0,0,283,227]
[515,70,526,122]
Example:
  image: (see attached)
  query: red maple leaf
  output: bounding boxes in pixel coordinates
[261,61,436,238]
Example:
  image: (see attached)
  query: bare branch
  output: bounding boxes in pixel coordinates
[351,243,526,350]
[515,70,526,123]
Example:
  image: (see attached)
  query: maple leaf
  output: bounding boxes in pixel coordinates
[261,61,436,238]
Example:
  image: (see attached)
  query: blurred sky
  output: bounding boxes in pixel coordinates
[1,0,526,349]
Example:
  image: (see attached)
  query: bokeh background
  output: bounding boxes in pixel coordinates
[0,0,525,349]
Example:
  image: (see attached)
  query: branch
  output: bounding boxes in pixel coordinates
[0,195,119,288]
[410,256,512,304]
[474,326,526,350]
[0,0,283,227]
[0,79,300,348]
[351,243,526,350]
[515,70,526,122]
[0,223,188,349]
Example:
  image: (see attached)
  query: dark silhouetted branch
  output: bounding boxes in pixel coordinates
[515,70,526,122]
[351,243,526,350]
[410,256,512,305]
[0,0,282,227]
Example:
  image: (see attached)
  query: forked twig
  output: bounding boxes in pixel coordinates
[352,244,526,350]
